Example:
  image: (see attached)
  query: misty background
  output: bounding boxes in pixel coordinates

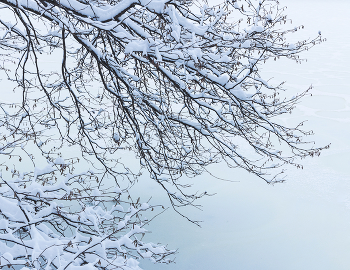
[138,0,350,269]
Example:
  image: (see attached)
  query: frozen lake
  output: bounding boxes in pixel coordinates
[139,0,350,269]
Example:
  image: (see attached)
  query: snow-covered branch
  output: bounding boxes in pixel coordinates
[0,0,328,221]
[0,160,174,269]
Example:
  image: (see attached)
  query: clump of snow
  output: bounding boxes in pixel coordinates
[54,157,66,165]
[223,33,233,40]
[140,203,149,210]
[288,43,296,49]
[91,188,101,196]
[188,48,202,63]
[248,25,264,33]
[34,164,55,178]
[125,40,150,55]
[242,40,251,48]
[230,86,247,100]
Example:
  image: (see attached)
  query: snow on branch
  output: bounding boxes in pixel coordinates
[0,160,174,269]
[0,0,328,217]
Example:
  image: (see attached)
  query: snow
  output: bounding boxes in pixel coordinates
[125,40,150,55]
[288,43,296,49]
[223,33,234,40]
[1,253,26,266]
[114,187,122,194]
[247,25,264,33]
[229,86,247,100]
[140,203,149,210]
[1,0,350,269]
[187,48,202,63]
[0,167,171,268]
[241,40,251,48]
[54,157,66,165]
[34,164,55,178]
